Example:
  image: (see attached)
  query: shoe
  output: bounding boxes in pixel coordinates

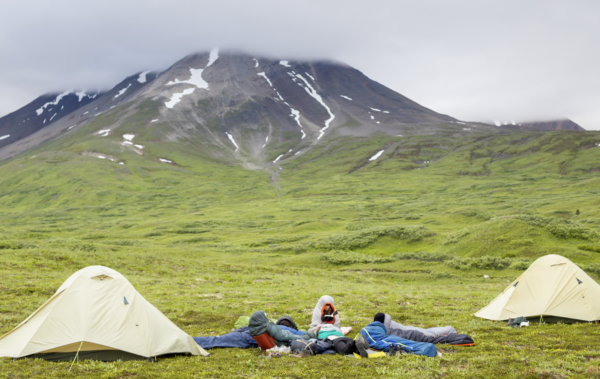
[355,333,369,358]
[387,344,405,356]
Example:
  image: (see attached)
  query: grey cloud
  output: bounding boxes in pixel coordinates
[0,0,598,129]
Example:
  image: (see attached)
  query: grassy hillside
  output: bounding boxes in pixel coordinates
[1,129,600,377]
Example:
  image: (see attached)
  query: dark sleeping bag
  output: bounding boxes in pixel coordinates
[387,328,474,345]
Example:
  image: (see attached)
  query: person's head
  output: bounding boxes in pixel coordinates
[374,313,385,324]
[323,304,333,315]
[278,319,296,330]
[276,316,299,330]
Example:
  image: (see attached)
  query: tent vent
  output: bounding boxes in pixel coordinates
[124,296,129,305]
[577,278,583,285]
[92,275,112,281]
[513,281,519,287]
[551,263,566,267]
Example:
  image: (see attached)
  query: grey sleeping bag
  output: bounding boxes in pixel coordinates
[383,314,457,337]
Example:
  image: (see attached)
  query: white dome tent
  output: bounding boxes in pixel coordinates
[475,255,600,322]
[0,266,208,361]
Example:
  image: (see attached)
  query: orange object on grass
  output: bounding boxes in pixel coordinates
[252,332,276,352]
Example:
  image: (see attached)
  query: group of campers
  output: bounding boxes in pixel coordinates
[194,295,474,358]
[2,255,596,362]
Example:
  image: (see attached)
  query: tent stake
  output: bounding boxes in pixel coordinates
[68,341,83,373]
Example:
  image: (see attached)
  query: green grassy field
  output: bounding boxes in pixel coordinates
[1,128,600,378]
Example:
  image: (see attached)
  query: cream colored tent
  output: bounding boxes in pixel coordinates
[475,254,600,322]
[0,266,208,361]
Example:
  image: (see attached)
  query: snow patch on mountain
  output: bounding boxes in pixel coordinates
[369,107,381,112]
[36,91,70,115]
[293,74,335,139]
[340,95,352,100]
[165,88,196,108]
[273,154,284,163]
[97,129,110,137]
[289,109,305,139]
[159,158,172,164]
[305,72,315,81]
[258,72,306,139]
[167,68,209,89]
[225,132,239,151]
[369,150,384,161]
[207,48,219,67]
[0,134,9,141]
[49,113,57,122]
[114,84,132,99]
[253,58,259,68]
[257,72,273,87]
[279,61,291,67]
[137,71,151,83]
[123,134,135,141]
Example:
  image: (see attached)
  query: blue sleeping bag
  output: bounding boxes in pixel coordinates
[193,325,305,349]
[361,322,437,357]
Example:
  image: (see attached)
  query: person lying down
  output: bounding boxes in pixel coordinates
[373,313,474,345]
[193,315,307,349]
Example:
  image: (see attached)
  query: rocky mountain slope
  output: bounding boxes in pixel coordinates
[0,91,101,149]
[518,119,585,132]
[0,50,495,166]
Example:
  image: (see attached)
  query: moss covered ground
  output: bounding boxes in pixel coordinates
[1,128,600,377]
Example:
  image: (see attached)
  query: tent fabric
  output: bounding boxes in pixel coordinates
[309,295,341,334]
[382,314,457,337]
[475,254,600,321]
[0,266,208,360]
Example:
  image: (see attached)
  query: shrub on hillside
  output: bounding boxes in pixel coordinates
[393,252,450,262]
[345,221,375,231]
[0,241,25,250]
[244,235,307,247]
[445,256,512,271]
[513,214,599,241]
[321,251,396,265]
[311,225,433,251]
[443,227,471,244]
[461,210,492,220]
[578,245,600,254]
[582,264,600,277]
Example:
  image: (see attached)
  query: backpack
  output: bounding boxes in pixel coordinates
[290,339,317,356]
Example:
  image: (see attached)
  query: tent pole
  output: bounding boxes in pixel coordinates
[68,341,84,373]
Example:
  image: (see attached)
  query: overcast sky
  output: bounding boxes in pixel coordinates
[1,0,598,129]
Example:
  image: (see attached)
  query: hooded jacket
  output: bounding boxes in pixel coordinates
[383,314,457,337]
[248,311,315,346]
[309,295,341,334]
[361,322,437,357]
